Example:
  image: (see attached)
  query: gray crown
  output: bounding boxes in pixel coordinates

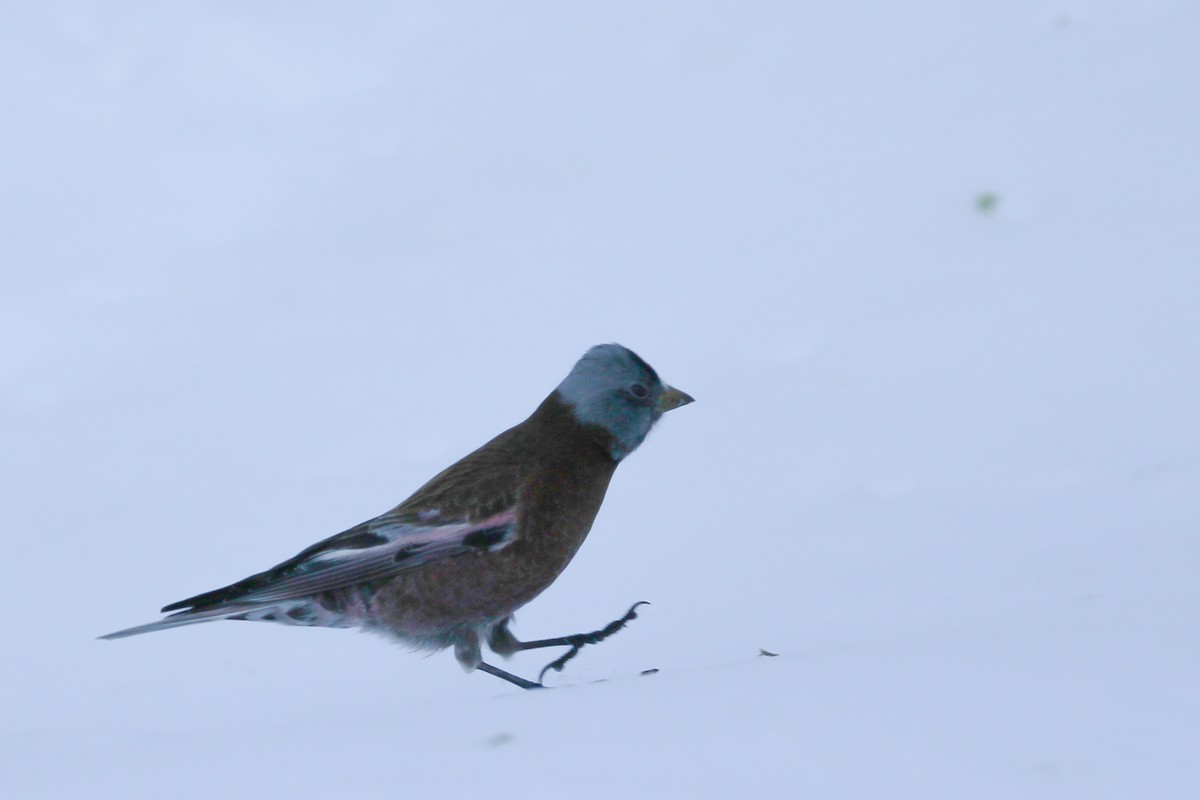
[556,344,692,460]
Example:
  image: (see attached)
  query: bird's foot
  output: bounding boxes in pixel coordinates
[531,601,649,683]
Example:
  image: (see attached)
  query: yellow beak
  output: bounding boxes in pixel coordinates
[657,386,695,412]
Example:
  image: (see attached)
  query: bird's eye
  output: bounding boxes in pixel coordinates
[630,384,650,399]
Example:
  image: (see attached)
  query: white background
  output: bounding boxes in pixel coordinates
[3,2,1198,797]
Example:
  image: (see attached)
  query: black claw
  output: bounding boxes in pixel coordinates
[536,601,649,684]
[538,653,573,684]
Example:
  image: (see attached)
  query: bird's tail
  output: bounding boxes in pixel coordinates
[98,604,259,640]
[99,594,363,640]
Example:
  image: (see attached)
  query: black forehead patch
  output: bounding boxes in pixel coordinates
[623,348,660,384]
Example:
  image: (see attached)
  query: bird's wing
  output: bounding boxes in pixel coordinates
[101,420,533,640]
[161,425,535,616]
[160,507,517,613]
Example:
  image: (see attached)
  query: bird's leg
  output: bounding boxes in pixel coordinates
[489,602,649,683]
[476,662,544,690]
[462,632,543,690]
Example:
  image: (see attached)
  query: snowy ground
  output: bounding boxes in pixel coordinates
[3,2,1199,798]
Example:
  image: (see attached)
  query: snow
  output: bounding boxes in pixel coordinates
[3,1,1199,797]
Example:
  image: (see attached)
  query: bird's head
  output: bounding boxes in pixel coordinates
[555,343,694,461]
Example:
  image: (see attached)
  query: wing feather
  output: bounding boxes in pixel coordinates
[102,418,535,640]
[230,509,516,604]
[155,508,516,616]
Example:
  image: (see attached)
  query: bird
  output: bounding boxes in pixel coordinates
[101,343,694,689]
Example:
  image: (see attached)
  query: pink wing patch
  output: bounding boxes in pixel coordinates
[231,508,519,604]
